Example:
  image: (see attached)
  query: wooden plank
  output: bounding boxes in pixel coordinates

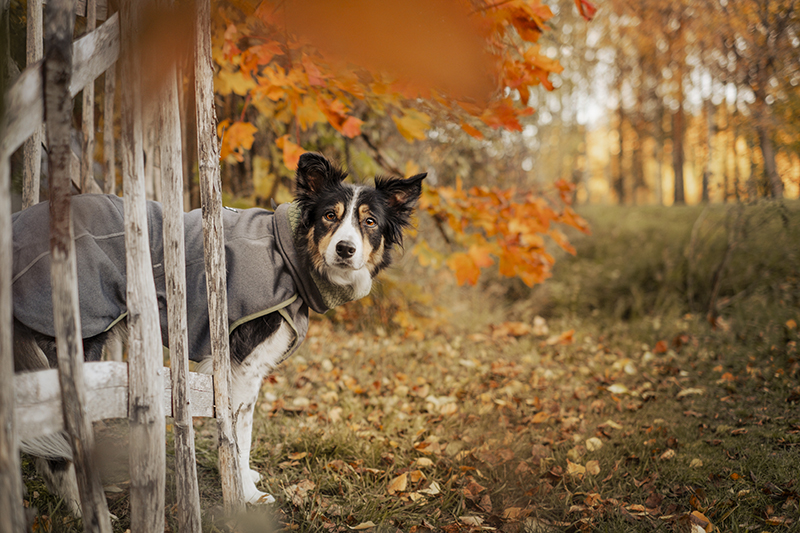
[80,0,97,194]
[22,0,44,209]
[159,53,203,531]
[0,12,119,158]
[195,0,245,513]
[0,0,26,527]
[70,11,119,103]
[14,364,215,442]
[118,1,166,530]
[44,1,113,531]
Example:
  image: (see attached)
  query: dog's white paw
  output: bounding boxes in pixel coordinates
[242,480,275,505]
[248,468,262,484]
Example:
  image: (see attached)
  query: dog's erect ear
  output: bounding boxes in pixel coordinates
[374,173,427,246]
[295,152,347,196]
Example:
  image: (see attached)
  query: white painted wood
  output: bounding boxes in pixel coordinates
[14,364,215,442]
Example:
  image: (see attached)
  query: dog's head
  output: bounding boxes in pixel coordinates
[294,152,426,297]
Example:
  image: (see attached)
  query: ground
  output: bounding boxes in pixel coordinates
[21,201,800,532]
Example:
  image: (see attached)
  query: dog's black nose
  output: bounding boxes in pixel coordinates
[336,241,357,259]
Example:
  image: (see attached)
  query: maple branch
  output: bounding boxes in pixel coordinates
[359,133,404,176]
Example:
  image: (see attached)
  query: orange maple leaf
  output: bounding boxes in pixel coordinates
[276,134,306,170]
[447,252,481,286]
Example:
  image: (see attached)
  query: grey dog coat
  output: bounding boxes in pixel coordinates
[12,194,350,362]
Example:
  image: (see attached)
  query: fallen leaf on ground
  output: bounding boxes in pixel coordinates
[586,437,603,451]
[677,388,705,398]
[348,521,376,530]
[387,473,408,494]
[459,516,484,526]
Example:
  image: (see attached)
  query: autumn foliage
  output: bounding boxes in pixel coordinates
[213,0,595,288]
[416,179,590,287]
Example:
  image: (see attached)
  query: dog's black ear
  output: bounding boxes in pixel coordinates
[295,152,347,196]
[375,173,427,246]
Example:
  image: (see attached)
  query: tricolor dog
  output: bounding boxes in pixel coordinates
[12,152,425,511]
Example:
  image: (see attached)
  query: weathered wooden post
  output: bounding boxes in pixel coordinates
[0,2,26,529]
[159,46,203,533]
[23,0,44,208]
[43,0,113,531]
[119,0,166,530]
[195,0,245,512]
[80,0,97,193]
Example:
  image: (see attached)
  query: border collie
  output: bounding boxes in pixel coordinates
[12,152,425,510]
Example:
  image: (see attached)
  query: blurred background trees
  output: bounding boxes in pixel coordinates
[210,0,799,212]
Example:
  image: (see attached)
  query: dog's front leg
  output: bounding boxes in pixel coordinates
[231,380,274,504]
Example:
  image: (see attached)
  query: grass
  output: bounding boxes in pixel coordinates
[20,201,800,532]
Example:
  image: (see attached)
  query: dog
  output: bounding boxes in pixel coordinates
[12,152,425,511]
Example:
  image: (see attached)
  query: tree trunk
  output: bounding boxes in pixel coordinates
[672,90,685,205]
[614,76,626,204]
[757,125,783,198]
[701,98,714,203]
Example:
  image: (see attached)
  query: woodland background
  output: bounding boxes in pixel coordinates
[4,0,800,531]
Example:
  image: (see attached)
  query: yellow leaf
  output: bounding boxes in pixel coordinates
[392,109,430,141]
[219,121,258,162]
[215,67,257,96]
[387,472,408,494]
[296,94,327,130]
[566,459,585,477]
[585,460,600,476]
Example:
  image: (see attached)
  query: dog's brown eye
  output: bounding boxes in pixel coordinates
[364,217,377,228]
[324,211,337,222]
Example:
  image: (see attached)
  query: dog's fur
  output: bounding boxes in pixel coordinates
[14,152,425,511]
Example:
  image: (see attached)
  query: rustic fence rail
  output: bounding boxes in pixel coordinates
[0,0,243,530]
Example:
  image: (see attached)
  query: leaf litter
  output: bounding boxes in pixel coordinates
[243,307,800,533]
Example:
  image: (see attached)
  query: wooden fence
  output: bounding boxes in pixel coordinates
[0,0,244,531]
